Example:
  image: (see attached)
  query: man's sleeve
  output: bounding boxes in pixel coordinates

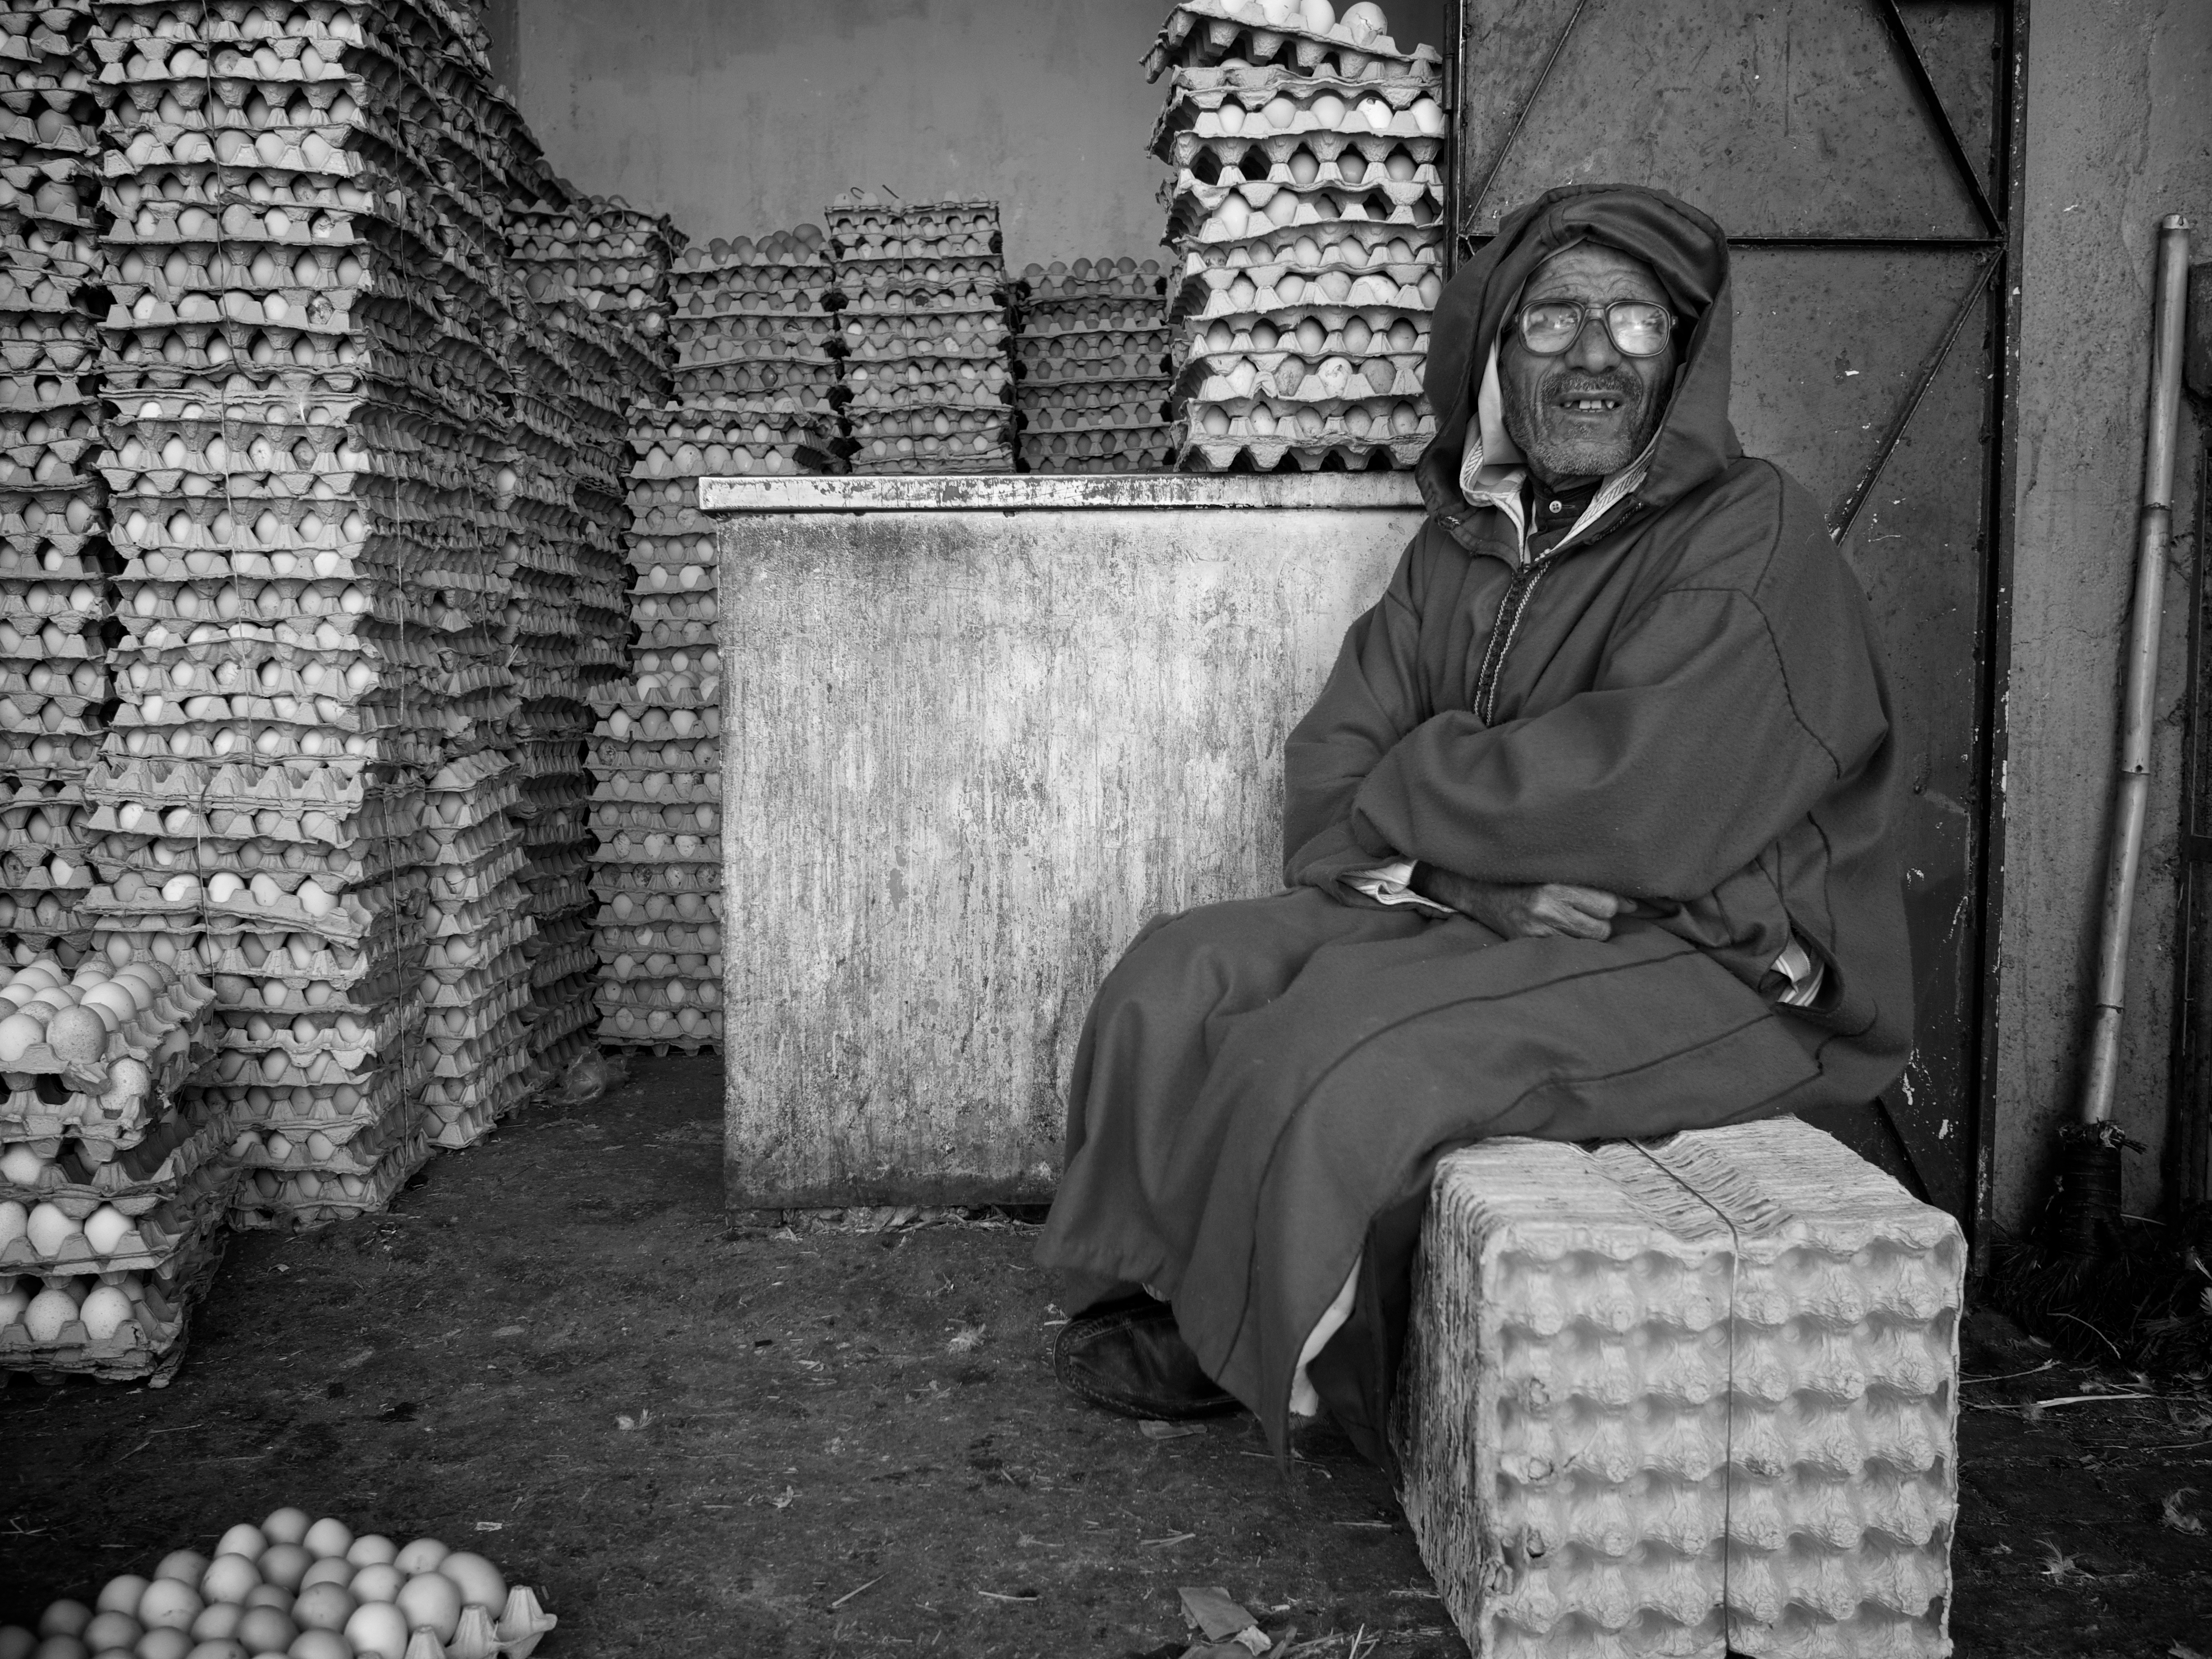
[1345,487,1891,903]
[1280,532,1433,900]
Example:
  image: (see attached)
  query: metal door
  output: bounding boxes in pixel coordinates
[1447,0,2025,1225]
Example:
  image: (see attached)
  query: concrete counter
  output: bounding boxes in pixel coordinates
[709,471,1425,1208]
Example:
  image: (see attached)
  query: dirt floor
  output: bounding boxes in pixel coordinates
[4,1057,2212,1658]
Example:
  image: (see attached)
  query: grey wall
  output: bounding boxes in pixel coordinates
[495,0,1444,264]
[1992,0,2211,1230]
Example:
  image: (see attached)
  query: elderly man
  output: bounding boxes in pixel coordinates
[1034,184,1913,1467]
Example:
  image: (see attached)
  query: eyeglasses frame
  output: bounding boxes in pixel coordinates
[1513,298,1678,359]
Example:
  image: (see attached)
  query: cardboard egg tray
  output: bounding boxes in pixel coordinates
[1018,378,1172,422]
[0,1096,230,1211]
[849,405,1010,441]
[1021,297,1167,336]
[1174,265,1439,322]
[0,1029,212,1152]
[1142,1,1443,81]
[1181,227,1441,289]
[231,1127,428,1229]
[0,1218,231,1385]
[1017,260,1168,304]
[227,1095,414,1177]
[0,1159,230,1274]
[1177,347,1428,409]
[846,358,1010,395]
[1154,72,1444,147]
[1015,333,1174,383]
[593,885,722,928]
[1177,431,1427,471]
[1167,183,1442,244]
[1024,447,1180,476]
[0,965,213,1082]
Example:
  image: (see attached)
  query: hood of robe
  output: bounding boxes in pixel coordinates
[1415,184,1740,529]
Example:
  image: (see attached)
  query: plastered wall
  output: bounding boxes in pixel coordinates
[490,0,1443,265]
[1992,0,2211,1230]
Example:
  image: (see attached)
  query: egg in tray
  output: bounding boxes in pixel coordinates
[0,945,233,1381]
[1146,0,1444,471]
[1012,257,1176,475]
[1,0,109,954]
[509,192,683,358]
[826,193,1015,476]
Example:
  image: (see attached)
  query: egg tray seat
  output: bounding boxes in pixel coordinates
[842,327,1010,367]
[0,1094,230,1209]
[188,1054,414,1137]
[0,1219,231,1386]
[231,1128,430,1230]
[1143,0,1441,81]
[629,594,719,648]
[1154,78,1444,164]
[670,310,841,361]
[1392,1118,1960,1659]
[0,1159,232,1275]
[592,771,718,809]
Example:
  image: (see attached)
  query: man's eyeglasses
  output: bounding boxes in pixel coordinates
[1515,299,1675,359]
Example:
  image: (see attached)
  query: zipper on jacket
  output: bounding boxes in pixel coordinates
[1473,554,1553,726]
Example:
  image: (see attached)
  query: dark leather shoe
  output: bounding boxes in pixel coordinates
[1054,1295,1243,1419]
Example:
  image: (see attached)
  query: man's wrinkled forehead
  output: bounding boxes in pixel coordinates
[1522,240,1672,307]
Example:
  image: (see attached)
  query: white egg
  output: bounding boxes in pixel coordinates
[0,1202,25,1250]
[79,1284,135,1341]
[23,1285,77,1341]
[83,1207,131,1257]
[26,1202,76,1258]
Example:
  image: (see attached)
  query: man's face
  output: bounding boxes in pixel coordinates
[1498,243,1678,485]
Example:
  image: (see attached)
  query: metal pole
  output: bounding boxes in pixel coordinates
[2079,214,2194,1126]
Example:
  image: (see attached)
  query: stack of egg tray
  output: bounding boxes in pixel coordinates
[587,608,720,1056]
[496,286,598,1091]
[543,294,648,1068]
[1145,0,1445,471]
[508,191,681,378]
[1393,1118,1962,1659]
[79,0,509,1221]
[0,952,229,1383]
[414,749,531,1146]
[657,224,847,479]
[826,192,1013,476]
[1013,257,1175,474]
[0,0,108,958]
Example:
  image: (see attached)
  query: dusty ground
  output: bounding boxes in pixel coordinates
[3,1057,2210,1658]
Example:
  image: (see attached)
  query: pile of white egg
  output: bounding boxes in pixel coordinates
[0,0,108,956]
[1014,258,1176,474]
[0,1508,555,1659]
[826,193,1015,475]
[0,943,226,1382]
[1145,0,1443,470]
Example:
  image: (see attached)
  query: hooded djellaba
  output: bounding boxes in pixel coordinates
[1034,184,1914,1471]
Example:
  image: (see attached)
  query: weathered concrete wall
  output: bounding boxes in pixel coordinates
[1992,0,2212,1230]
[709,477,1423,1207]
[490,0,1443,264]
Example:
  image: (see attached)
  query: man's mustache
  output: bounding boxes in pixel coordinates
[1540,373,1645,405]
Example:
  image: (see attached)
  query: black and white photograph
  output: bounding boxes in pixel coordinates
[0,1,2208,1654]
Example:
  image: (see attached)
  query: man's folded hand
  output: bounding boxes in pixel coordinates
[1408,864,1636,941]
